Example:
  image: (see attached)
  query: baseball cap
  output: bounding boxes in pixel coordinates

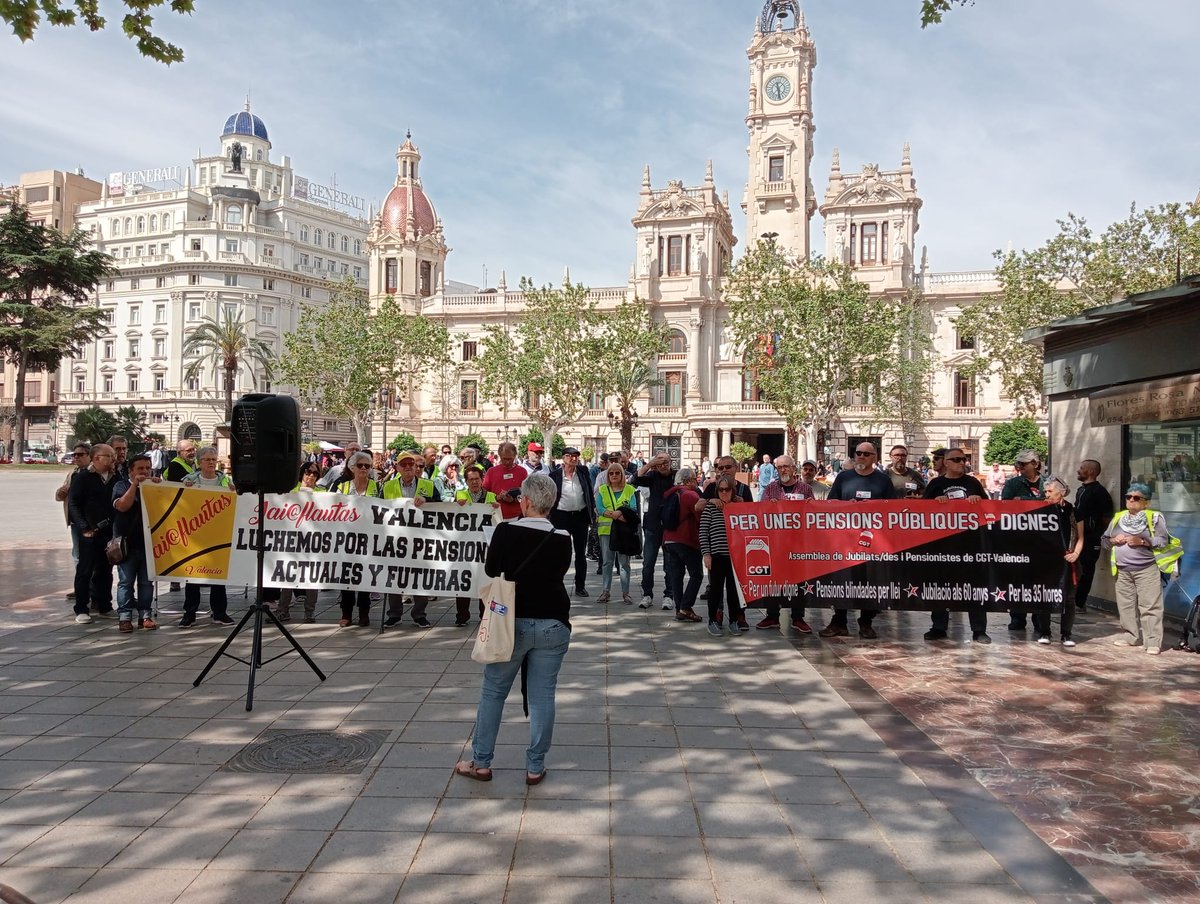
[395,450,421,464]
[562,446,580,456]
[527,442,544,452]
[802,459,818,468]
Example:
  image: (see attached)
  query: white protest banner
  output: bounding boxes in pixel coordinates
[142,484,494,595]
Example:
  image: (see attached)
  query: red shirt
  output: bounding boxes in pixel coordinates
[483,463,529,519]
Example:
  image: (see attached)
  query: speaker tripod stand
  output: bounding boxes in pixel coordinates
[193,490,326,711]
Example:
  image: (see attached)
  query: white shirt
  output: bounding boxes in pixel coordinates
[558,470,585,512]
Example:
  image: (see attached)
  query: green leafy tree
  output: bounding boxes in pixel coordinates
[599,300,670,452]
[113,405,149,447]
[388,431,419,453]
[956,202,1200,416]
[476,285,670,458]
[182,308,275,423]
[729,441,757,469]
[0,202,115,460]
[71,405,117,444]
[860,288,937,441]
[724,242,901,458]
[985,417,1047,466]
[2,0,195,64]
[474,277,608,457]
[276,278,450,445]
[455,433,490,456]
[920,0,974,27]
[519,426,566,460]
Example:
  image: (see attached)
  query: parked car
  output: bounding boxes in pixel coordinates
[59,452,76,464]
[22,452,49,464]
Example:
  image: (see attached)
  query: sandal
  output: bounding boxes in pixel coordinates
[676,609,703,622]
[454,760,492,782]
[525,769,547,786]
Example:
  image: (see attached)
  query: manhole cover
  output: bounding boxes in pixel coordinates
[223,729,389,774]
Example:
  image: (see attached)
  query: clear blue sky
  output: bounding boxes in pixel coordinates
[3,0,1198,288]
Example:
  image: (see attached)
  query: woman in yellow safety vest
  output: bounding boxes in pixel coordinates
[333,451,380,627]
[595,463,638,605]
[1101,482,1173,654]
[452,465,499,626]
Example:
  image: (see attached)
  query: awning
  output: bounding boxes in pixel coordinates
[318,441,344,452]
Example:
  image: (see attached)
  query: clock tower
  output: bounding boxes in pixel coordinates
[742,0,817,260]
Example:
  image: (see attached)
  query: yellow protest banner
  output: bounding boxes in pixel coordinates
[142,483,238,583]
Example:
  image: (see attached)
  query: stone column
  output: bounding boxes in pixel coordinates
[707,430,719,463]
[687,313,703,401]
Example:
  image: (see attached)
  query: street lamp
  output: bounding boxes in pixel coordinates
[49,415,59,456]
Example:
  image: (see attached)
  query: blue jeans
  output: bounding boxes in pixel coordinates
[663,543,702,611]
[116,547,153,620]
[640,524,664,598]
[472,618,571,774]
[600,536,631,594]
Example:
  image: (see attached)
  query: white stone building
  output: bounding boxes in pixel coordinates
[365,0,1014,467]
[57,106,370,447]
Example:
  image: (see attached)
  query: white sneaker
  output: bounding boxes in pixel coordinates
[1061,638,1076,647]
[661,601,673,611]
[638,596,652,609]
[74,613,93,624]
[1037,635,1051,644]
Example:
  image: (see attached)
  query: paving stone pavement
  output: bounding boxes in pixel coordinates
[0,562,1119,904]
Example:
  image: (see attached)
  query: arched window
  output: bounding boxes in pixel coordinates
[313,228,323,246]
[385,258,397,293]
[111,218,120,236]
[667,330,687,354]
[124,217,132,235]
[226,204,242,225]
[255,148,263,161]
[327,231,335,249]
[162,213,171,231]
[419,261,432,297]
[149,214,157,232]
[341,235,349,253]
[299,225,309,242]
[136,216,145,233]
[353,239,362,255]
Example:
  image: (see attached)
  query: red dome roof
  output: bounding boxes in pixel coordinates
[380,184,436,237]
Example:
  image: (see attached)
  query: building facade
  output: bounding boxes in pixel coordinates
[55,106,370,448]
[1,170,102,454]
[366,1,1018,467]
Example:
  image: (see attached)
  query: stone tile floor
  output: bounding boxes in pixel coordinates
[0,566,1191,903]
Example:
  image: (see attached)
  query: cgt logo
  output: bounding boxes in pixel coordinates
[745,536,771,576]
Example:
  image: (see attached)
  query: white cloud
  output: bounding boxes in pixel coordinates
[2,0,1198,283]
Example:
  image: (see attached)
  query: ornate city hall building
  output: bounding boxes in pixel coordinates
[368,0,1013,466]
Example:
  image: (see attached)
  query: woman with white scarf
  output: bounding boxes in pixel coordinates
[1101,482,1168,654]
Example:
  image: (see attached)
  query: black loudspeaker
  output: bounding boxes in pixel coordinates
[230,393,301,495]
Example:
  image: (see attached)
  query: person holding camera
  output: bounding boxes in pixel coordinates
[111,454,161,632]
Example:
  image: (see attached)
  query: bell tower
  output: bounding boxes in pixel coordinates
[742,0,817,260]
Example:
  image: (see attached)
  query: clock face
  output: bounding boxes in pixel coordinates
[765,74,791,102]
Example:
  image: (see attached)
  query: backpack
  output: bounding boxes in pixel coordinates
[660,491,681,530]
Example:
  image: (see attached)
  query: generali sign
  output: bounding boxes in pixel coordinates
[1089,375,1200,427]
[107,166,182,197]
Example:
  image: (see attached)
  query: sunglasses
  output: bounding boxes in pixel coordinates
[353,464,370,470]
[717,464,736,470]
[946,457,966,463]
[73,451,88,456]
[855,451,875,457]
[1124,494,1145,501]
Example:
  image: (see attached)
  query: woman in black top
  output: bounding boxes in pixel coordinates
[456,473,572,786]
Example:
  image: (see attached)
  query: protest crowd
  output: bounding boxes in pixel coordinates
[58,434,1176,655]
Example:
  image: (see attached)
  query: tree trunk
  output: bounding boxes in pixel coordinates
[544,425,558,464]
[223,365,235,423]
[12,349,28,464]
[620,403,633,452]
[786,422,799,459]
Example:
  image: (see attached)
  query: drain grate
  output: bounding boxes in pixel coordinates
[223,729,389,774]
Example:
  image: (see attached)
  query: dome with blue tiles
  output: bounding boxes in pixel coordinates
[222,104,269,142]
